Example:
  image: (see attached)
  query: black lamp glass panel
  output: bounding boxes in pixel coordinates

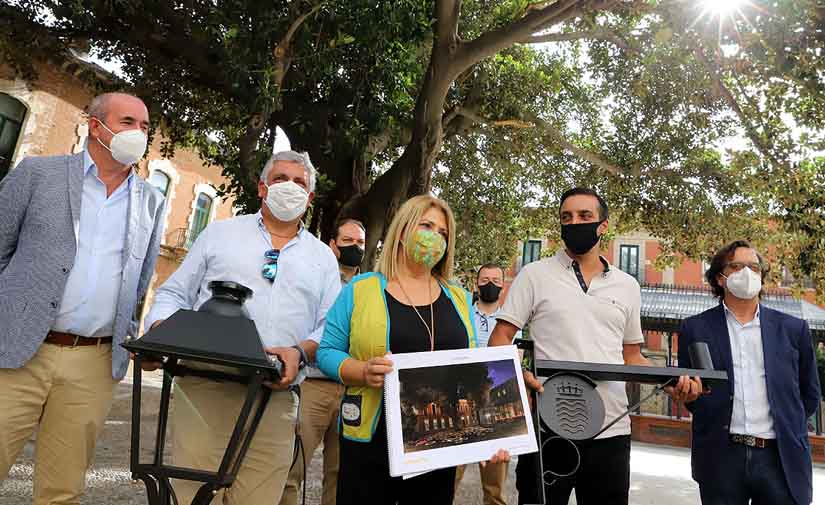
[124,310,278,372]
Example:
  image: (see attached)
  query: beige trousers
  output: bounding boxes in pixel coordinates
[279,378,345,505]
[455,461,509,505]
[170,375,298,505]
[0,342,117,505]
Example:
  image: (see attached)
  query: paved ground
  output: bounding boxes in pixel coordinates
[2,373,824,504]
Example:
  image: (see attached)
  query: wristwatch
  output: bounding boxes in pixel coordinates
[291,345,308,370]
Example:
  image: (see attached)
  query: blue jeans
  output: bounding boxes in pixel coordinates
[698,443,796,505]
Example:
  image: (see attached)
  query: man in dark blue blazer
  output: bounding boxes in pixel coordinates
[679,240,820,505]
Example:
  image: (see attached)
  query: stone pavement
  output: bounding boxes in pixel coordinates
[2,376,824,504]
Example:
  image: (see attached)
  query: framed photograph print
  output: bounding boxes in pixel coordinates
[383,345,538,477]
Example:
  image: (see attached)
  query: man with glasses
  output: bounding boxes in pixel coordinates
[280,217,366,505]
[678,240,820,505]
[144,150,341,505]
[454,263,519,505]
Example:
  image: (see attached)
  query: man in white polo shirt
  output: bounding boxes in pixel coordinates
[489,188,699,505]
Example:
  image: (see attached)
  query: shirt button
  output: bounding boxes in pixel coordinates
[62,267,68,273]
[50,301,57,308]
[723,424,729,430]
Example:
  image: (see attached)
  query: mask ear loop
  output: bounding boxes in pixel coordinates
[89,116,116,153]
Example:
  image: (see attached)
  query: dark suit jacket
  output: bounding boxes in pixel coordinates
[679,304,820,505]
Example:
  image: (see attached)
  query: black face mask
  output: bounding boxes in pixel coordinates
[478,282,502,303]
[561,221,603,256]
[337,244,365,267]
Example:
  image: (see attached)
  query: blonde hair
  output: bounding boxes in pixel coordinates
[377,195,457,282]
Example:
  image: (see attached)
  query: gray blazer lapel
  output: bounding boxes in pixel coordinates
[67,153,84,242]
[123,173,143,265]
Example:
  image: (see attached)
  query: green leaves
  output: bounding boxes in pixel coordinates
[329,32,356,48]
[3,0,821,298]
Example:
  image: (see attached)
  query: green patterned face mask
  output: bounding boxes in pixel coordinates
[406,229,447,270]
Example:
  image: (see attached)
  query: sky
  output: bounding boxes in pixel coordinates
[487,359,517,388]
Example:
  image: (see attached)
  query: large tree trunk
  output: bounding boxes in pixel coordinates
[296,0,599,270]
[333,2,462,269]
[327,0,592,269]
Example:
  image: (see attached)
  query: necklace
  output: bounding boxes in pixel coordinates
[269,228,299,239]
[397,277,436,351]
[262,217,299,239]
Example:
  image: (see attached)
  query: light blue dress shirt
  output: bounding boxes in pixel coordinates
[474,303,521,347]
[145,212,341,378]
[52,150,132,338]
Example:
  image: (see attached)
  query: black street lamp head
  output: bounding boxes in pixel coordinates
[513,336,729,505]
[199,281,253,318]
[124,281,277,372]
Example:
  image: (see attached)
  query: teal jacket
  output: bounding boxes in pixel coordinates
[317,272,477,442]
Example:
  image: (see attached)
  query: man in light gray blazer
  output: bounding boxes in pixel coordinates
[0,92,165,504]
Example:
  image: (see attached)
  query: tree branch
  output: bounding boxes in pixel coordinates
[443,106,620,173]
[272,2,322,107]
[543,126,620,174]
[457,0,626,70]
[238,4,322,189]
[525,1,555,13]
[521,29,630,51]
[692,44,789,171]
[445,107,534,131]
[282,3,322,51]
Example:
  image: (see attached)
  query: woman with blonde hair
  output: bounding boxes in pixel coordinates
[317,195,507,504]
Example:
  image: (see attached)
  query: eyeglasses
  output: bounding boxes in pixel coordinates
[725,261,762,273]
[262,249,280,282]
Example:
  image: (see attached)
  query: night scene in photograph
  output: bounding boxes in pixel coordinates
[398,359,528,453]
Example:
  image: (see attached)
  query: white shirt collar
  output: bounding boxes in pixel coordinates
[723,301,761,324]
[255,210,306,240]
[474,302,500,318]
[83,148,135,186]
[553,249,610,273]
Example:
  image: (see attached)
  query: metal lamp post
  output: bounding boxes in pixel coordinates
[123,281,281,505]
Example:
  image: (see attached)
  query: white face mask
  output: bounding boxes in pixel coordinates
[95,119,148,166]
[722,268,762,300]
[265,181,309,222]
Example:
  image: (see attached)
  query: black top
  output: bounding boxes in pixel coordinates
[386,289,468,354]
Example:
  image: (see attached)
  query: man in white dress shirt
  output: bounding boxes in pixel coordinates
[144,150,341,505]
[678,241,820,505]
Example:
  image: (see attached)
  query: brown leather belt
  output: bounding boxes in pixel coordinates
[45,331,113,347]
[730,433,776,449]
